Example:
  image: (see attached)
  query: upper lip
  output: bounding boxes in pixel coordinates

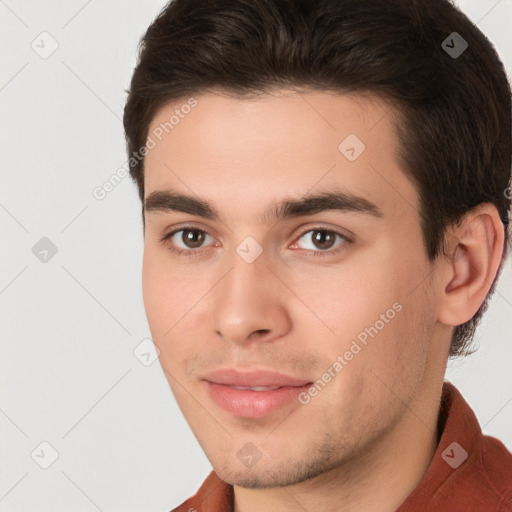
[203,368,312,387]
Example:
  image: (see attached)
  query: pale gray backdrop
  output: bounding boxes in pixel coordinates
[1,0,511,510]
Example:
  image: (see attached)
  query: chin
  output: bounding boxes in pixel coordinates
[214,453,338,490]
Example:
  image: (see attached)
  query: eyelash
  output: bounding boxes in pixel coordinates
[160,226,351,259]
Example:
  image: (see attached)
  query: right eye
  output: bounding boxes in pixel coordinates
[161,227,216,256]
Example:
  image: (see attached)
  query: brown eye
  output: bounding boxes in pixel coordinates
[162,228,214,255]
[311,230,337,250]
[294,228,348,254]
[181,229,206,248]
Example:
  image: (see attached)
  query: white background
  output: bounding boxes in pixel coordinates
[0,0,511,510]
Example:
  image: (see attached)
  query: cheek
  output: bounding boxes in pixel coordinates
[296,250,430,374]
[142,248,189,352]
[142,245,200,322]
[339,263,435,391]
[287,254,403,345]
[142,248,169,330]
[142,247,217,374]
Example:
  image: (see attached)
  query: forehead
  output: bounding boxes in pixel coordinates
[143,89,418,224]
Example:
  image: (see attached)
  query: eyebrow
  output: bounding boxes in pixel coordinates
[143,188,383,223]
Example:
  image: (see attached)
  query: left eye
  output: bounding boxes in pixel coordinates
[294,229,347,252]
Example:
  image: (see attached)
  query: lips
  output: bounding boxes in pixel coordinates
[203,368,311,387]
[230,385,281,391]
[202,368,313,418]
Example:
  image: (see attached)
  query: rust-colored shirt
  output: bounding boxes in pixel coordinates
[171,382,512,511]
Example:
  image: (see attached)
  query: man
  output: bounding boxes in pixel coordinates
[123,0,512,510]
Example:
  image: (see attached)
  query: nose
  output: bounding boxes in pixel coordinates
[212,253,292,346]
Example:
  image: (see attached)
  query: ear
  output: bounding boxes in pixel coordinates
[437,203,505,326]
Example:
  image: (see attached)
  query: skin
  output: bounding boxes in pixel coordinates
[141,89,504,512]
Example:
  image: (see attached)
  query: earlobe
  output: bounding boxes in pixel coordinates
[437,204,504,327]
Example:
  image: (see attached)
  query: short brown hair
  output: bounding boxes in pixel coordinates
[123,0,511,357]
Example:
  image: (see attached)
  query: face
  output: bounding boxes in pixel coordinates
[142,89,442,488]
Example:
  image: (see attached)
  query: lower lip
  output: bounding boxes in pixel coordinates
[205,381,312,418]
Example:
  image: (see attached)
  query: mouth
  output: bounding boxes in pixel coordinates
[229,385,283,391]
[202,368,313,418]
